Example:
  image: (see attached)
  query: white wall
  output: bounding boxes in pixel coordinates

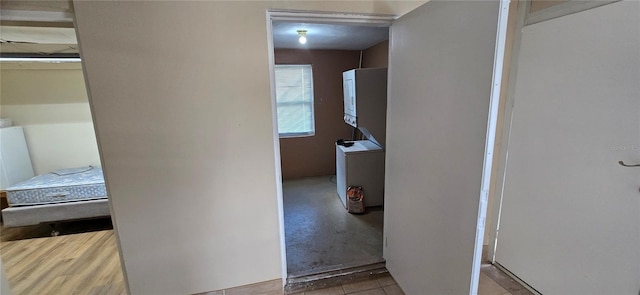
[72,1,424,294]
[0,63,100,174]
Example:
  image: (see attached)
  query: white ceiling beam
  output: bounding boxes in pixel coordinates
[1,9,73,23]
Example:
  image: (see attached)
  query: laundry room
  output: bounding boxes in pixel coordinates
[270,20,391,279]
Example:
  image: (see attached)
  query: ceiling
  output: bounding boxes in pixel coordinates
[0,19,390,56]
[0,26,78,55]
[1,1,389,55]
[272,21,389,51]
[0,5,78,56]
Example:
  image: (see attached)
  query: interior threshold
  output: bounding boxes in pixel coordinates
[285,259,387,294]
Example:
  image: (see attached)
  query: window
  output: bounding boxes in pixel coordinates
[275,64,315,137]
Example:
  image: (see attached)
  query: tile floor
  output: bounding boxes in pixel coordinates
[290,264,533,295]
[283,176,384,275]
[291,273,403,295]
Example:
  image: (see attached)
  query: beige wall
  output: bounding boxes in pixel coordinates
[276,49,360,180]
[529,0,570,13]
[73,1,425,294]
[362,40,389,69]
[0,261,11,295]
[0,63,100,174]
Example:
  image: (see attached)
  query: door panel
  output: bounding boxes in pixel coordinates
[496,1,640,294]
[384,1,501,293]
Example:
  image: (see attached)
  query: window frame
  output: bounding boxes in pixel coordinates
[274,64,316,138]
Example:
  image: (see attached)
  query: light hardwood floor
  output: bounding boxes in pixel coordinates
[1,219,126,295]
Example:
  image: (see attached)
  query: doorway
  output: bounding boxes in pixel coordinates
[267,13,393,278]
[267,1,512,292]
[0,22,125,294]
[490,1,640,294]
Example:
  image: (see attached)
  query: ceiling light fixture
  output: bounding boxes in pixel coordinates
[297,30,307,44]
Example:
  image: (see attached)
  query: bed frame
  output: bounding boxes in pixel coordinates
[0,128,111,236]
[2,199,111,236]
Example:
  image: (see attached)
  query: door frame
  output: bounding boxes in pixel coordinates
[266,3,511,292]
[487,0,529,265]
[488,1,629,293]
[488,0,623,264]
[264,9,395,282]
[469,1,511,292]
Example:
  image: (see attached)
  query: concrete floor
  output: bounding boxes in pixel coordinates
[283,176,384,275]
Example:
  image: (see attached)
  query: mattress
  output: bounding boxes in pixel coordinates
[6,166,107,207]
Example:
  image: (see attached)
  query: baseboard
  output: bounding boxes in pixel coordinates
[493,262,542,295]
[193,279,282,295]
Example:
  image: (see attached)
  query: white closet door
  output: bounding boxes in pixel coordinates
[496,1,640,294]
[385,1,503,293]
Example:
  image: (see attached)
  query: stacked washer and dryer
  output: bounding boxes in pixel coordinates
[336,68,387,209]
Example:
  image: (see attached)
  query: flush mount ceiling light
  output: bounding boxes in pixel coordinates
[297,30,307,44]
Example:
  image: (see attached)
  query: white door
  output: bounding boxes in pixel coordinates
[496,1,640,294]
[384,1,506,293]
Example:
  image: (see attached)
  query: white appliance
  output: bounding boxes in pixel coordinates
[0,126,35,190]
[336,140,385,208]
[342,68,388,147]
[337,68,388,208]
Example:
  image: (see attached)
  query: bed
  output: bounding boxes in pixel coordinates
[1,166,111,235]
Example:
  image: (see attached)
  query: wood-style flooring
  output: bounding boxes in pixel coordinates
[1,219,126,295]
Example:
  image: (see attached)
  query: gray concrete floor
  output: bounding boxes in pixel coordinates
[284,176,384,275]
